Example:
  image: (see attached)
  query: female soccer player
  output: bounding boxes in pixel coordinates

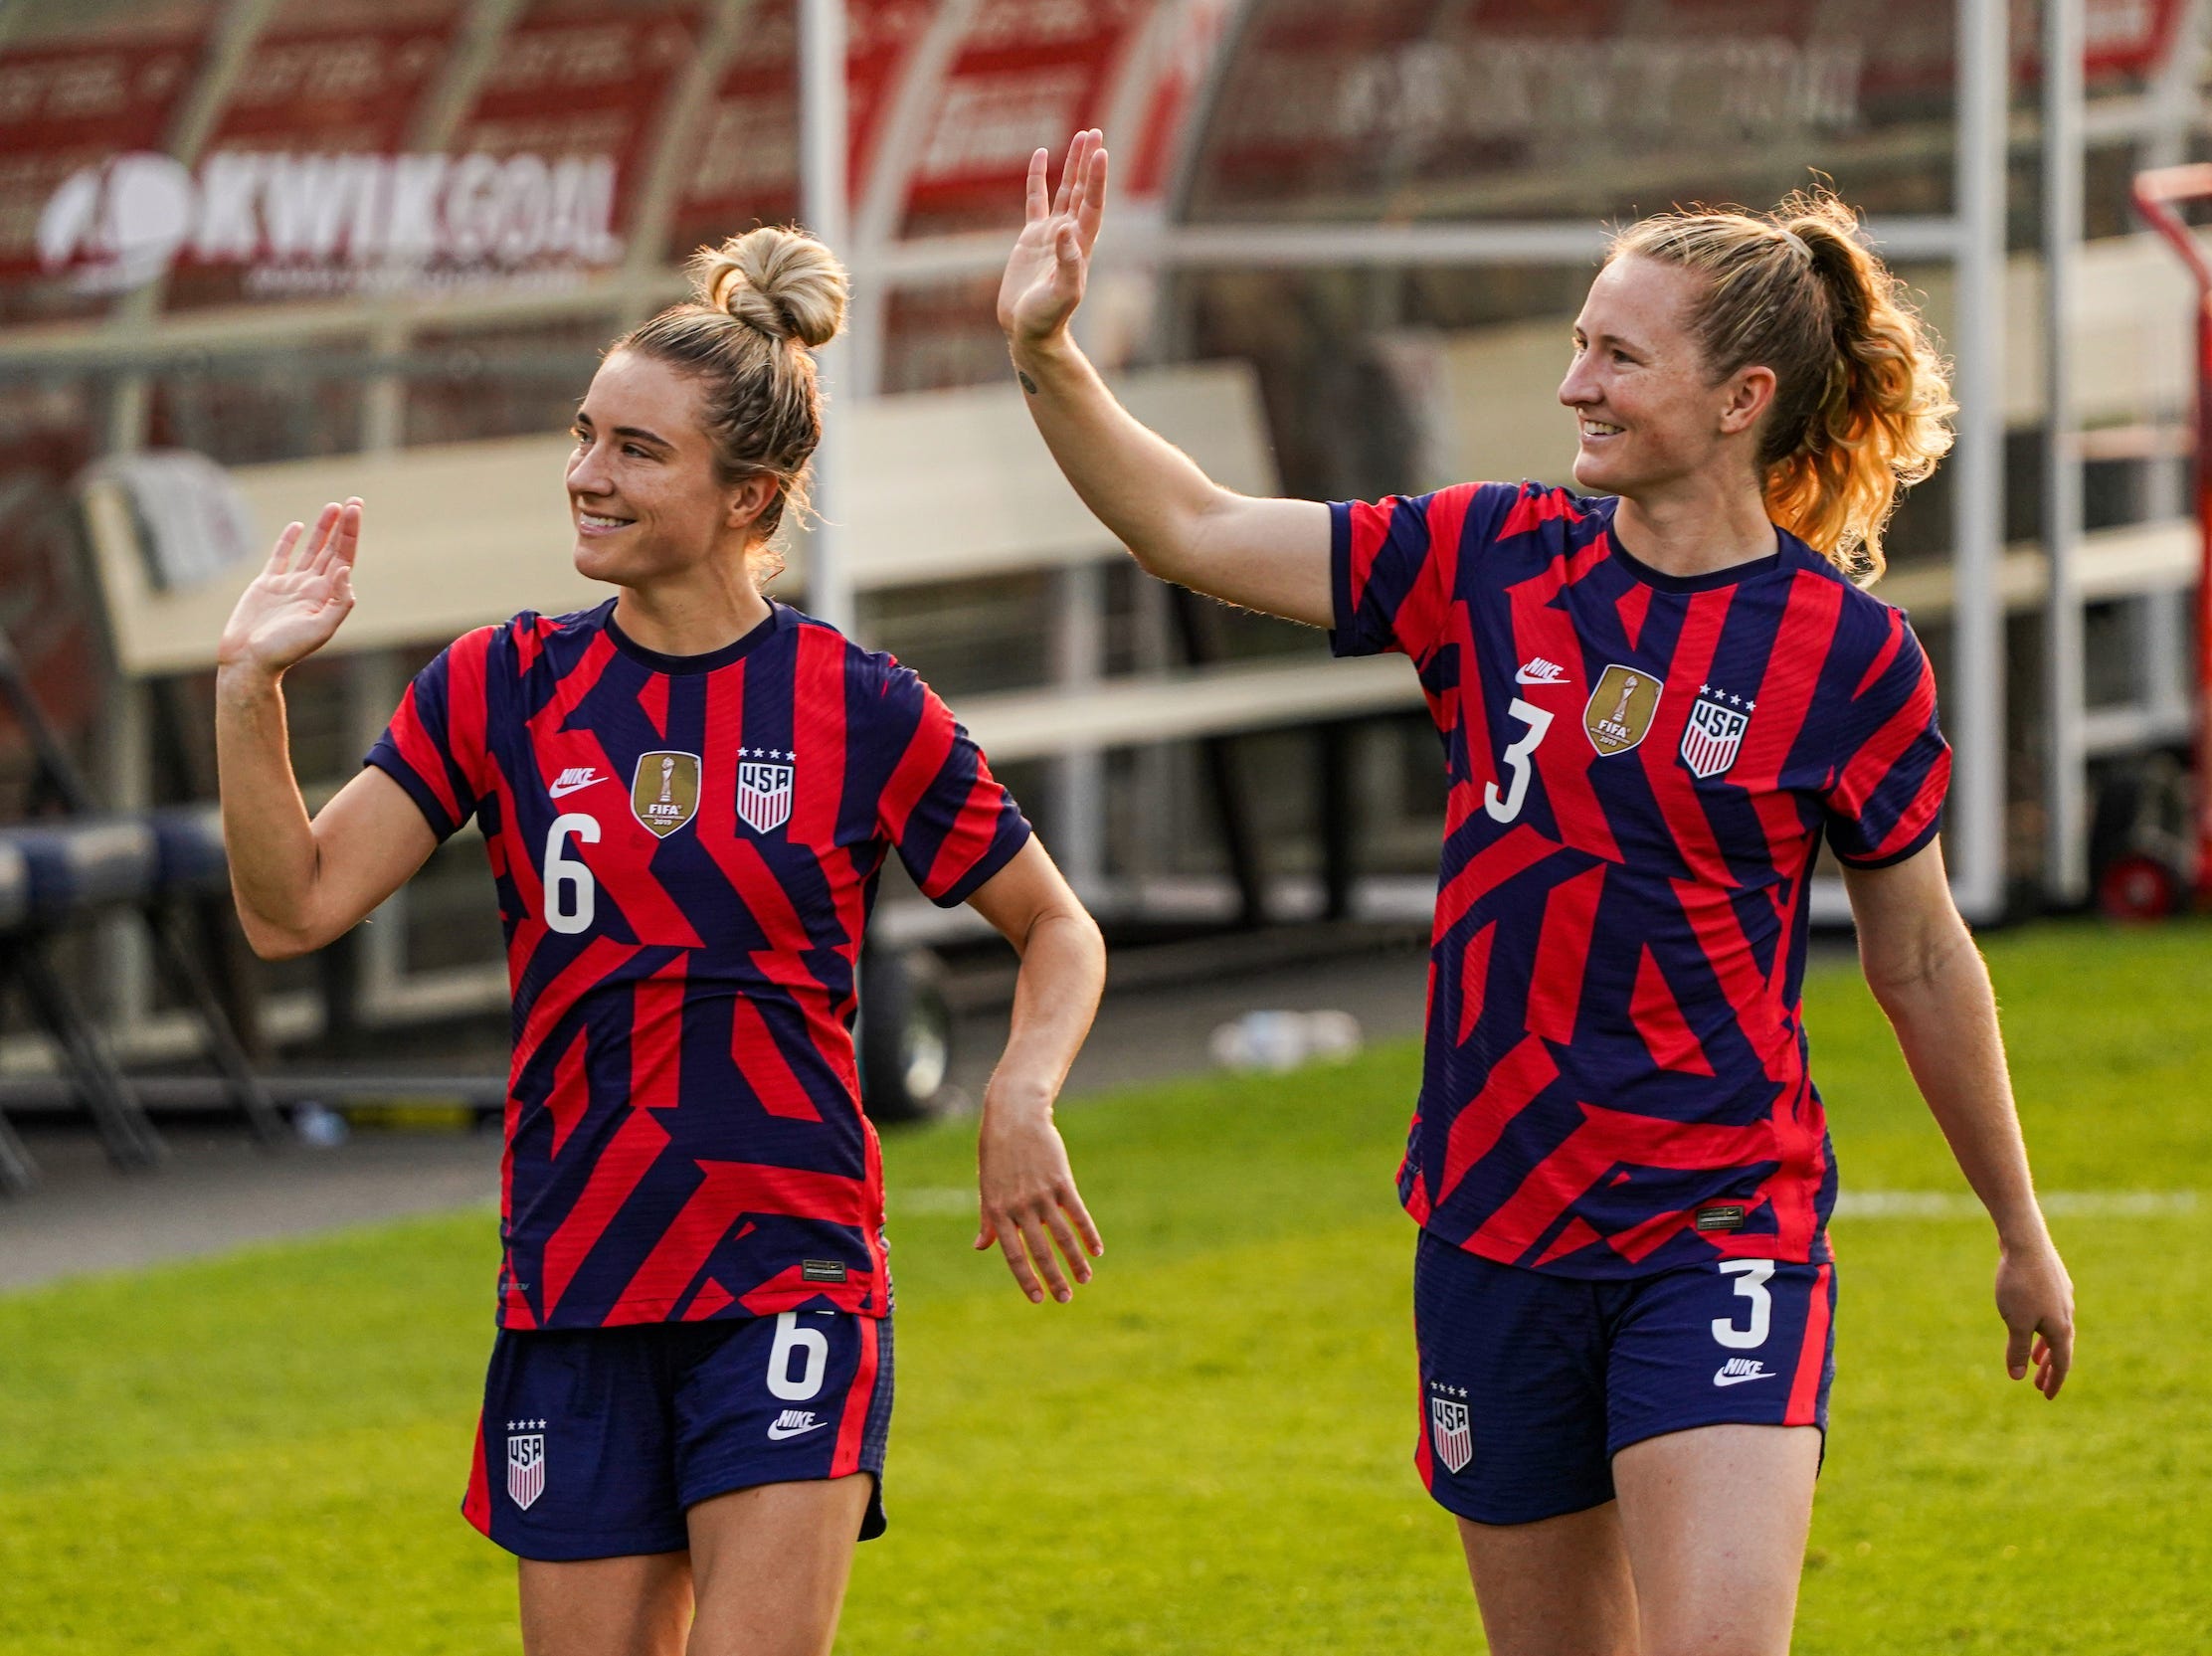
[216,226,1106,1656]
[1001,132,2075,1655]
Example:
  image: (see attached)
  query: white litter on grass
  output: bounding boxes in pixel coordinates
[1836,1190,2199,1220]
[1209,1010,1365,1073]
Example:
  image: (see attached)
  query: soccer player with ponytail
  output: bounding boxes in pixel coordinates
[217,226,1106,1656]
[1002,133,2074,1654]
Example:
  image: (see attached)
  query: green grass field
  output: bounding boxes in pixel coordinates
[3,919,2208,1653]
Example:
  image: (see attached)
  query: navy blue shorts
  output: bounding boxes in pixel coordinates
[462,1311,893,1562]
[1412,1229,1834,1527]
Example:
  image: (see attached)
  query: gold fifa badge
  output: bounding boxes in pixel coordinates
[1583,663,1663,756]
[631,751,702,838]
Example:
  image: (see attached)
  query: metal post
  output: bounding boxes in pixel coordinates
[799,0,855,635]
[1951,0,2010,923]
[2042,0,2086,905]
[1052,563,1107,898]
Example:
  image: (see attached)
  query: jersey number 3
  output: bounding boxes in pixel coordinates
[543,813,601,934]
[1484,698,1554,824]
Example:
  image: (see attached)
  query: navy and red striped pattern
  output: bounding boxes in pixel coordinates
[1334,482,1949,1279]
[368,600,1030,1328]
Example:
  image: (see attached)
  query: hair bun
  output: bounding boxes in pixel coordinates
[689,226,848,348]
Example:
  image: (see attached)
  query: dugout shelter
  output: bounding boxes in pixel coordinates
[0,0,2201,1116]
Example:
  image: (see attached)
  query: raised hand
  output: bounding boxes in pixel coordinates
[216,498,362,677]
[997,129,1108,351]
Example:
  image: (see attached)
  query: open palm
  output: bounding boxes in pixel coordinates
[997,129,1108,348]
[217,498,362,675]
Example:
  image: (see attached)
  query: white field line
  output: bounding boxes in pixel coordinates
[1836,1190,2199,1219]
[890,1188,2202,1221]
[889,1187,977,1216]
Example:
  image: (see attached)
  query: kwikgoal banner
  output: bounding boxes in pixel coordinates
[38,150,623,295]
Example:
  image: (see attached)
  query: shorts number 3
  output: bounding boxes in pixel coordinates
[1712,1259,1776,1350]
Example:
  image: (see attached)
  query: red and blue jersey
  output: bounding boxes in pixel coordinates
[367,599,1030,1329]
[1333,482,1949,1279]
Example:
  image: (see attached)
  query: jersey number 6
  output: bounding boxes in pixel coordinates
[543,813,601,934]
[1484,698,1555,824]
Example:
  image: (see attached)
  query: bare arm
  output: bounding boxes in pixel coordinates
[215,499,440,960]
[962,836,1109,1304]
[1843,840,2075,1397]
[998,131,1333,626]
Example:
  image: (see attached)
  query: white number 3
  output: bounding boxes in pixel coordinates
[1484,697,1555,824]
[1712,1259,1776,1350]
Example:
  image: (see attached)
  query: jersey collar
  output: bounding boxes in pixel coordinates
[1599,497,1799,594]
[603,599,785,674]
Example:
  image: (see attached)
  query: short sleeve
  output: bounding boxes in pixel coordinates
[1329,484,1491,663]
[364,626,497,843]
[1821,611,1950,867]
[870,663,1032,906]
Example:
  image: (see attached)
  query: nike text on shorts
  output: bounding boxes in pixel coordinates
[463,1312,894,1561]
[1411,1229,1834,1526]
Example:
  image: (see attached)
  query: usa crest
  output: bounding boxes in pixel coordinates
[506,1422,546,1510]
[631,751,701,838]
[1429,1392,1473,1475]
[1680,688,1751,780]
[1583,663,1663,756]
[736,751,795,835]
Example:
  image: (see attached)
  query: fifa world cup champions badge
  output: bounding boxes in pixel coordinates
[631,752,702,838]
[1583,663,1663,756]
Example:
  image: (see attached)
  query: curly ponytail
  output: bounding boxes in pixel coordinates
[1609,188,1955,585]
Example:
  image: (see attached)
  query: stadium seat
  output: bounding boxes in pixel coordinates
[0,626,282,1196]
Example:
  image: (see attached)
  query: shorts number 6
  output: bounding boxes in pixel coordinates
[767,1310,830,1400]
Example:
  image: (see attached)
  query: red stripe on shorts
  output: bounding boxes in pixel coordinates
[831,1315,881,1477]
[1785,1262,1834,1426]
[462,1411,493,1537]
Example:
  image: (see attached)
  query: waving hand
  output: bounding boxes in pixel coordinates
[998,129,1108,350]
[217,498,362,676]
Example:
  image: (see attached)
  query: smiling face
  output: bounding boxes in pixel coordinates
[565,349,773,589]
[1559,254,1773,502]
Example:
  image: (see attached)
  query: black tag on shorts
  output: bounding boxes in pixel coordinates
[801,1259,848,1283]
[1694,1202,1748,1232]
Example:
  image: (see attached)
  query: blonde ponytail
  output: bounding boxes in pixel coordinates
[1609,189,1955,584]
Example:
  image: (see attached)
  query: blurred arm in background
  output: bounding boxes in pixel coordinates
[215,499,439,961]
[999,129,1333,628]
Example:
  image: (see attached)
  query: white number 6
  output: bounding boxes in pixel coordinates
[1712,1259,1776,1350]
[542,812,600,935]
[1484,697,1555,824]
[767,1311,830,1400]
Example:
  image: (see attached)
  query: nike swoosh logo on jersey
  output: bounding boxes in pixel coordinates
[1713,1362,1775,1386]
[767,1413,829,1441]
[548,768,605,797]
[1516,657,1568,685]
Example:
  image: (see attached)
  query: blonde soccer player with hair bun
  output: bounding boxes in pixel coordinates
[219,225,1107,1656]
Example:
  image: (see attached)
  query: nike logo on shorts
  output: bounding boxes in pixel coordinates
[767,1409,829,1440]
[1713,1359,1775,1386]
